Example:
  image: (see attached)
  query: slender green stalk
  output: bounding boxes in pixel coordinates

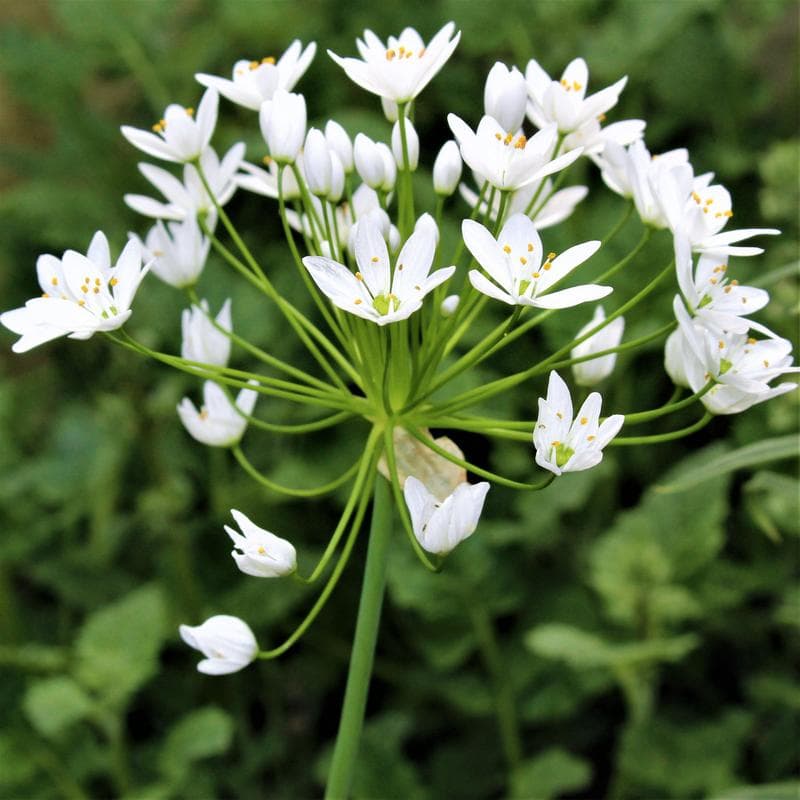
[611,412,713,445]
[325,476,394,800]
[622,381,715,425]
[240,410,354,435]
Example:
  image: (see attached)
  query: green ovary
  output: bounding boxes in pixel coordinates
[555,442,575,467]
[372,293,399,316]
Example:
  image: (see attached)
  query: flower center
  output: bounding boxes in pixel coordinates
[372,293,400,316]
[690,191,733,219]
[552,441,575,467]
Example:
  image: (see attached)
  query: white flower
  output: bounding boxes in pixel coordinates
[391,118,419,171]
[235,156,301,200]
[598,140,689,228]
[195,40,316,111]
[325,120,354,172]
[134,215,210,288]
[121,89,218,164]
[1,233,149,353]
[464,214,608,309]
[484,62,528,132]
[353,133,387,190]
[179,615,258,675]
[259,90,306,164]
[534,371,624,475]
[564,117,645,159]
[525,57,627,136]
[660,175,780,257]
[178,380,258,447]
[671,296,798,414]
[571,306,625,386]
[448,114,582,192]
[125,143,244,221]
[181,299,232,367]
[303,128,332,197]
[302,215,455,326]
[459,176,588,229]
[224,509,297,577]
[674,235,770,335]
[403,476,490,555]
[328,22,461,103]
[433,140,462,196]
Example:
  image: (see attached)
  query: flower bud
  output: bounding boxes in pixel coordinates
[440,294,460,317]
[664,328,691,388]
[433,140,462,196]
[259,90,306,164]
[381,96,399,123]
[353,133,386,189]
[414,212,439,244]
[388,225,401,253]
[179,615,258,675]
[484,62,528,133]
[377,142,397,192]
[325,120,353,172]
[391,118,419,171]
[303,128,332,197]
[570,306,625,386]
[225,509,297,578]
[328,151,345,202]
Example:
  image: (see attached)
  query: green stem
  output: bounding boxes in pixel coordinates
[325,477,393,800]
[611,412,713,445]
[623,380,714,425]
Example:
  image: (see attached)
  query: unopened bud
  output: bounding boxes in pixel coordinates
[441,295,460,317]
[433,140,462,196]
[354,133,386,189]
[303,128,331,197]
[392,118,419,171]
[325,120,353,172]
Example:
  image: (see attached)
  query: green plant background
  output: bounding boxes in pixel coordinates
[0,1,798,798]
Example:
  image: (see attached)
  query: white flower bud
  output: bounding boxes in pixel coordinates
[325,120,353,172]
[303,128,331,197]
[414,212,439,244]
[388,224,401,253]
[570,306,625,386]
[433,140,462,196]
[381,96,399,122]
[441,294,460,317]
[664,328,691,388]
[179,615,258,675]
[391,118,419,171]
[484,62,528,133]
[377,142,396,192]
[259,90,306,164]
[328,151,345,202]
[181,299,232,367]
[353,133,386,189]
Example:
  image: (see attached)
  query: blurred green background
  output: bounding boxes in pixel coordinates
[0,1,798,798]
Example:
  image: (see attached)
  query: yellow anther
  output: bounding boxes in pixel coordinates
[414,284,421,291]
[78,299,86,307]
[519,256,527,265]
[109,277,118,287]
[51,277,58,286]
[185,107,194,117]
[702,207,709,213]
[543,261,552,271]
[691,191,701,203]
[556,412,563,419]
[153,249,164,257]
[503,132,514,145]
[713,265,724,273]
[731,279,739,286]
[354,298,363,305]
[418,48,426,57]
[572,81,582,91]
[398,46,406,56]
[514,135,527,149]
[597,113,606,122]
[41,292,49,298]
[705,197,714,205]
[718,340,725,349]
[503,245,512,254]
[199,408,209,420]
[93,287,100,294]
[547,252,556,260]
[724,210,733,217]
[261,56,276,64]
[580,417,588,425]
[552,439,561,446]
[495,132,502,140]
[560,78,568,87]
[371,255,379,263]
[724,286,732,294]
[262,155,273,165]
[763,359,769,367]
[397,263,404,271]
[386,49,396,61]
[527,243,534,252]
[405,50,413,59]
[249,60,260,69]
[709,277,717,284]
[257,545,267,554]
[587,434,596,441]
[81,285,88,293]
[94,278,101,285]
[715,212,722,217]
[355,271,364,281]
[747,337,757,344]
[532,271,541,279]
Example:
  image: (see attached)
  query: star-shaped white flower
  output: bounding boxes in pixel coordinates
[121,88,218,163]
[179,615,258,675]
[177,380,258,447]
[224,509,297,578]
[124,143,244,222]
[195,40,316,111]
[525,57,628,136]
[464,213,608,309]
[1,232,149,353]
[448,115,582,192]
[403,476,490,555]
[328,22,460,103]
[533,371,624,475]
[132,215,210,289]
[302,214,455,325]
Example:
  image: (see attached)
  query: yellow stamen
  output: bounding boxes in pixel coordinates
[109,277,118,287]
[261,56,275,65]
[514,135,527,149]
[185,107,194,117]
[371,256,379,263]
[51,277,58,286]
[519,256,527,265]
[503,245,511,254]
[262,155,273,165]
[587,434,596,441]
[386,49,396,61]
[355,272,364,281]
[532,271,541,279]
[257,545,267,554]
[354,298,362,305]
[547,252,556,260]
[527,243,534,252]
[580,417,588,425]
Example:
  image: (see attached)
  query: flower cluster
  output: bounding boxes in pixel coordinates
[2,23,794,687]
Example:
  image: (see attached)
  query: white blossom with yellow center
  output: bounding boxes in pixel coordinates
[224,509,297,578]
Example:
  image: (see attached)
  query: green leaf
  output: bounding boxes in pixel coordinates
[510,748,592,800]
[74,583,167,706]
[709,782,800,800]
[159,706,234,783]
[655,435,799,493]
[23,676,94,738]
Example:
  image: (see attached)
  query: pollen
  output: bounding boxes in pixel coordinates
[527,243,534,252]
[249,60,260,69]
[547,252,556,260]
[109,277,118,287]
[597,113,606,122]
[199,408,209,420]
[691,191,701,204]
[185,107,194,117]
[495,132,502,140]
[520,256,528,265]
[151,119,166,133]
[386,49,396,61]
[78,299,86,307]
[747,337,757,344]
[709,277,717,284]
[705,197,714,205]
[724,210,733,217]
[262,56,276,64]
[51,277,58,286]
[355,271,364,281]
[93,287,100,294]
[763,359,769,367]
[94,278,101,286]
[503,132,514,145]
[354,298,363,305]
[556,412,563,419]
[532,271,541,279]
[257,545,267,554]
[718,340,725,349]
[503,244,512,254]
[572,81,582,91]
[580,417,588,425]
[41,292,49,298]
[551,439,561,446]
[81,285,88,293]
[514,135,527,149]
[371,256,380,263]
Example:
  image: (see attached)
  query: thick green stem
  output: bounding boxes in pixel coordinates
[325,477,393,800]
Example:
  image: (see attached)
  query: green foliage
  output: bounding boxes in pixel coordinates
[0,0,797,798]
